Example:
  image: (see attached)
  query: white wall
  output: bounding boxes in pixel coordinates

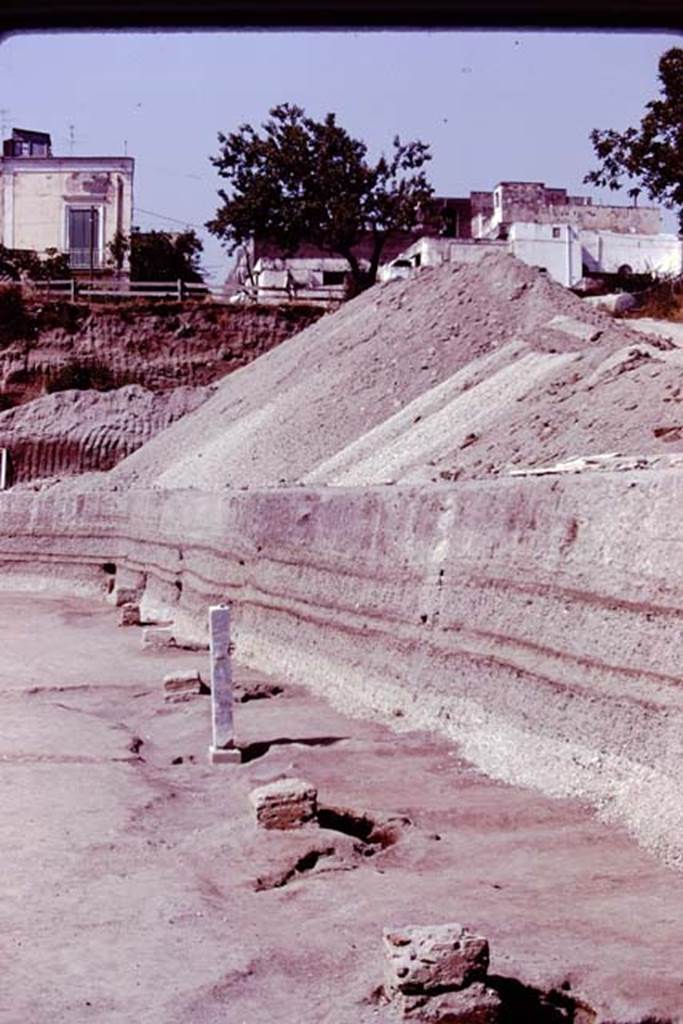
[508,222,582,287]
[388,236,506,272]
[580,230,682,277]
[252,256,349,305]
[378,224,682,295]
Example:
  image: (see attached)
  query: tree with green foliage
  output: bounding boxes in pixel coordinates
[107,230,130,275]
[206,103,433,294]
[585,47,683,233]
[129,229,204,282]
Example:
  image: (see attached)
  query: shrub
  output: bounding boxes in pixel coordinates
[628,274,683,321]
[0,244,71,281]
[33,300,87,334]
[0,285,36,346]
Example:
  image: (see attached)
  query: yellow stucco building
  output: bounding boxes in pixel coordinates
[0,128,134,274]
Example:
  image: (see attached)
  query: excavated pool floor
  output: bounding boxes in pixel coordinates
[0,591,681,1024]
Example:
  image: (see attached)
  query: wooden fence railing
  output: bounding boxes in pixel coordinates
[24,279,213,302]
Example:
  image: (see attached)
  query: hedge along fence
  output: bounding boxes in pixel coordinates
[0,285,37,346]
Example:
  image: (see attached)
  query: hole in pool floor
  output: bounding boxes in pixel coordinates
[317,806,375,842]
[254,845,337,891]
[317,804,411,855]
[240,736,348,764]
[488,976,599,1024]
[252,810,411,891]
[235,681,284,703]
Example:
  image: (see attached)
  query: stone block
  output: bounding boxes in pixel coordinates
[383,923,489,997]
[209,744,242,765]
[400,983,502,1023]
[585,292,637,316]
[113,586,141,608]
[119,602,140,627]
[249,778,318,830]
[163,669,208,702]
[142,626,177,650]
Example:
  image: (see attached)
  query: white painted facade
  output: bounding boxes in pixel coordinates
[380,224,682,290]
[243,255,350,305]
[579,229,682,278]
[379,236,507,279]
[508,222,583,287]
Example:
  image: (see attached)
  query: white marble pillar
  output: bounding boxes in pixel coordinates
[208,604,240,764]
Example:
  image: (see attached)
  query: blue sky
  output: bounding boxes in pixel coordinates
[0,30,679,281]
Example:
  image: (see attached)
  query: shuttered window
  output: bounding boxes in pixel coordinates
[68,208,100,268]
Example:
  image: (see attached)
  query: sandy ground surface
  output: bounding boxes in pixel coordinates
[628,317,683,346]
[1,591,682,1024]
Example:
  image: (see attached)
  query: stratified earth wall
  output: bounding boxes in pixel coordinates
[1,469,681,865]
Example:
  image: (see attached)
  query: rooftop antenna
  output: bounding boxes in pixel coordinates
[0,108,10,140]
[123,139,128,156]
[61,123,87,155]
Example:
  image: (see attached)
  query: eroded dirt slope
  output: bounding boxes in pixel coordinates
[0,383,214,484]
[0,299,324,483]
[0,299,323,403]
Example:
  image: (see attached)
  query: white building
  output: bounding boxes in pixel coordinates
[507,223,583,287]
[580,229,682,278]
[251,255,350,305]
[0,127,134,275]
[227,233,417,306]
[227,180,682,301]
[379,237,507,282]
[381,218,681,290]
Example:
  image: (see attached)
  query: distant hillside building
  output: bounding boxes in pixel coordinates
[384,180,681,289]
[227,232,420,306]
[226,179,681,302]
[0,127,134,275]
[412,183,662,243]
[472,180,662,240]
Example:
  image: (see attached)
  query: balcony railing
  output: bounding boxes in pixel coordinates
[69,249,103,270]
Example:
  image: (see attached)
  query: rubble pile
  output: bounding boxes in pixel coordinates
[104,252,680,492]
[383,923,501,1022]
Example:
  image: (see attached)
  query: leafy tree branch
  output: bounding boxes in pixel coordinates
[585,48,683,233]
[206,103,433,294]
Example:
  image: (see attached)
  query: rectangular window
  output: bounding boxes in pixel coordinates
[10,139,48,157]
[68,208,100,269]
[552,226,561,239]
[322,270,346,286]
